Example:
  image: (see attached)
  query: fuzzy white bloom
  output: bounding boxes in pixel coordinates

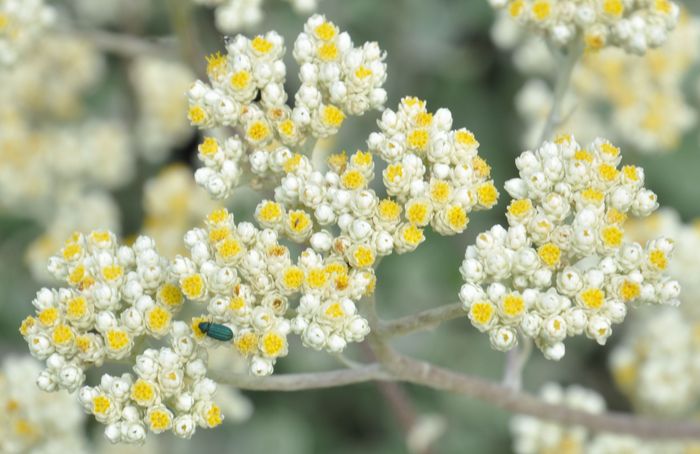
[497,11,700,153]
[459,136,679,359]
[141,164,219,259]
[490,0,680,54]
[130,57,196,163]
[511,383,700,453]
[192,0,321,33]
[0,0,55,65]
[0,356,87,453]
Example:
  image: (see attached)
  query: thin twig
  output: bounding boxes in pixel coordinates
[213,363,392,391]
[538,40,583,144]
[379,303,465,338]
[74,30,176,58]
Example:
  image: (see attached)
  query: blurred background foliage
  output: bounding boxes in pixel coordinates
[1,0,700,452]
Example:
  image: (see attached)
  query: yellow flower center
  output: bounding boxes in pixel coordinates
[322,105,345,127]
[532,0,551,20]
[402,225,424,245]
[477,182,498,208]
[101,265,123,282]
[649,249,668,270]
[38,308,59,326]
[262,332,285,357]
[378,199,401,221]
[470,301,494,326]
[206,405,223,428]
[106,329,129,351]
[386,164,404,182]
[230,70,251,90]
[235,332,259,356]
[181,274,205,299]
[251,36,274,53]
[325,302,345,318]
[199,137,218,156]
[205,51,227,78]
[580,288,605,310]
[455,129,478,146]
[306,268,328,289]
[619,280,641,302]
[603,0,624,17]
[66,297,87,320]
[207,208,229,224]
[406,202,429,225]
[258,201,283,223]
[288,211,311,233]
[188,106,207,125]
[282,267,304,290]
[318,42,339,61]
[314,22,337,41]
[158,284,183,308]
[538,243,561,268]
[52,324,74,345]
[407,129,429,151]
[353,246,375,268]
[146,306,171,332]
[217,238,242,260]
[447,205,468,231]
[131,379,155,404]
[92,395,111,415]
[246,121,270,142]
[341,170,365,190]
[355,65,372,79]
[430,180,451,204]
[601,225,623,248]
[508,199,532,217]
[149,409,172,431]
[502,294,525,317]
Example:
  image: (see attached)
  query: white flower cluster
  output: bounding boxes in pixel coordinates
[609,209,700,416]
[19,231,253,443]
[192,0,319,33]
[0,356,87,454]
[489,0,680,54]
[610,307,700,416]
[459,135,680,360]
[78,322,223,443]
[189,14,387,198]
[495,12,700,152]
[0,0,55,65]
[511,383,699,454]
[130,57,196,163]
[21,232,183,393]
[174,207,373,375]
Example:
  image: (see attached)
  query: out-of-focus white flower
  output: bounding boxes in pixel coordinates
[511,383,700,453]
[0,0,55,66]
[142,164,219,258]
[489,0,680,54]
[192,0,321,33]
[130,57,196,163]
[459,136,679,359]
[0,356,87,454]
[497,11,700,153]
[609,209,700,416]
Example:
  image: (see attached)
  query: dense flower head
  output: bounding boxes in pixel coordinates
[20,231,181,392]
[0,0,55,66]
[190,14,387,199]
[78,322,221,443]
[20,231,252,443]
[0,356,87,453]
[459,135,680,359]
[489,0,680,54]
[174,207,373,375]
[511,383,700,453]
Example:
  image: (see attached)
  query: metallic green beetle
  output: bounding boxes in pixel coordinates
[198,322,233,341]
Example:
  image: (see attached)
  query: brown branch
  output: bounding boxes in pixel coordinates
[378,303,465,338]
